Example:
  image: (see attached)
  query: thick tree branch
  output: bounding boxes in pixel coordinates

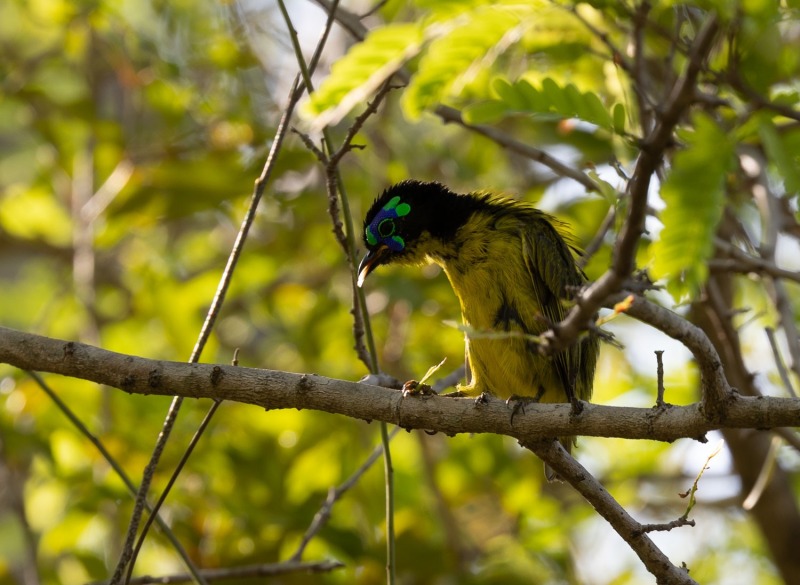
[2,327,797,443]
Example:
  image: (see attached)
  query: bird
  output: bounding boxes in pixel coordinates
[357,180,599,479]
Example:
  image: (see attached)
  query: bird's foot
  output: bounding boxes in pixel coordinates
[402,380,437,397]
[505,394,539,425]
[474,391,491,406]
[569,398,587,417]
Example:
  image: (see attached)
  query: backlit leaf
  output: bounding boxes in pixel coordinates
[304,23,425,126]
[650,113,735,299]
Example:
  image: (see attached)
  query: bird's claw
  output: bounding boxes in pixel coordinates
[570,398,586,417]
[505,394,538,425]
[473,391,491,406]
[402,380,436,397]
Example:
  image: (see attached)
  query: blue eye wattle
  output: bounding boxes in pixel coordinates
[365,196,411,252]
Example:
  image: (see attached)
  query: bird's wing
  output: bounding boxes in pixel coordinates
[520,219,582,402]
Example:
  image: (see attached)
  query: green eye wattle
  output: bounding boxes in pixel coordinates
[365,195,411,252]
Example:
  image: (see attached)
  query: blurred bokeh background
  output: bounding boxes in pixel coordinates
[1,1,798,584]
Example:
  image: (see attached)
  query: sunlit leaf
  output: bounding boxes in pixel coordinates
[759,116,800,195]
[402,5,529,119]
[304,23,425,127]
[467,76,626,133]
[650,113,735,299]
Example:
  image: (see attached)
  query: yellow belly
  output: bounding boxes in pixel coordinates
[438,230,566,402]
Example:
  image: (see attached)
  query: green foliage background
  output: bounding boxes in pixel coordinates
[1,0,798,584]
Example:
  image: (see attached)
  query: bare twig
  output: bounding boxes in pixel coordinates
[280,3,397,583]
[632,1,655,133]
[309,0,601,193]
[742,434,782,511]
[773,427,800,454]
[756,188,800,384]
[765,327,798,398]
[655,350,666,407]
[95,560,343,585]
[361,0,390,19]
[579,203,617,270]
[115,1,353,578]
[639,517,696,534]
[27,372,204,582]
[713,237,800,284]
[557,1,633,74]
[521,439,698,585]
[728,69,800,123]
[435,105,600,192]
[611,293,732,408]
[541,15,722,400]
[116,75,305,583]
[291,426,401,561]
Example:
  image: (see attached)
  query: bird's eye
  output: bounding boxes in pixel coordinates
[378,218,396,238]
[365,195,411,252]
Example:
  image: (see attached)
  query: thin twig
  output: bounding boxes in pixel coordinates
[309,0,601,193]
[713,238,800,284]
[632,1,655,133]
[361,0,390,19]
[117,0,350,577]
[435,105,600,192]
[612,293,732,408]
[742,434,782,511]
[27,372,204,583]
[296,80,398,367]
[728,68,800,123]
[765,327,798,398]
[291,426,401,561]
[773,427,800,454]
[278,2,395,583]
[541,15,721,398]
[751,159,800,384]
[578,203,616,270]
[126,402,221,584]
[655,350,666,407]
[638,516,696,534]
[558,1,633,74]
[522,439,698,585]
[95,560,343,585]
[116,75,307,585]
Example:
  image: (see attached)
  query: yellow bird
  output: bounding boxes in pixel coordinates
[357,180,599,478]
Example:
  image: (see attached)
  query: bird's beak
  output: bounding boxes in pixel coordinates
[357,245,389,287]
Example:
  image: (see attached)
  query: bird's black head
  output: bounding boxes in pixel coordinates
[357,180,471,286]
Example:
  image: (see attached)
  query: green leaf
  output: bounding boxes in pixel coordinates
[650,113,735,300]
[583,91,613,130]
[492,77,527,110]
[613,102,626,134]
[540,77,565,111]
[303,23,425,125]
[473,76,625,133]
[758,116,800,195]
[517,79,548,111]
[402,6,527,119]
[462,99,508,124]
